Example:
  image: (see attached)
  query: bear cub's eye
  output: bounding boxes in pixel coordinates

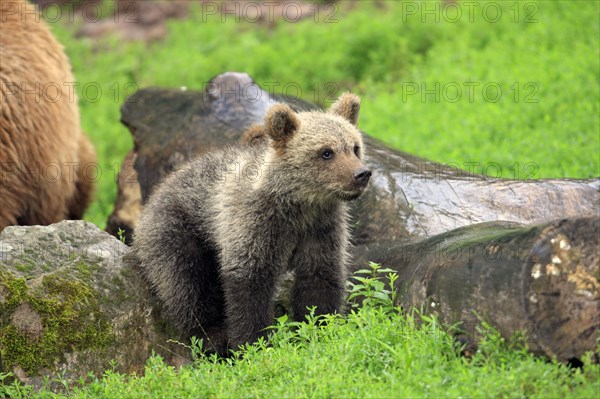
[354,145,360,156]
[321,149,334,160]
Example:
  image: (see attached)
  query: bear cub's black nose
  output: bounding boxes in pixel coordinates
[354,168,372,185]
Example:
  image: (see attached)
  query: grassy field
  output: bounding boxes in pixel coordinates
[3,0,598,397]
[45,0,599,228]
[2,264,598,398]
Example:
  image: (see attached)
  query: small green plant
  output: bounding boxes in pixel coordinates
[347,261,399,309]
[117,228,126,244]
[471,318,530,366]
[53,368,71,395]
[166,336,206,363]
[0,372,33,398]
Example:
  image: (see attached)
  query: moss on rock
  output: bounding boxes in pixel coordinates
[0,221,190,389]
[0,271,114,375]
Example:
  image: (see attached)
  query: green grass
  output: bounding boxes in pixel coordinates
[7,1,596,397]
[45,0,599,227]
[6,313,598,398]
[2,264,598,398]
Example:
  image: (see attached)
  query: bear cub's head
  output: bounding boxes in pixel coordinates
[260,93,371,202]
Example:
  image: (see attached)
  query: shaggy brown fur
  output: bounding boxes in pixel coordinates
[240,124,266,146]
[129,93,371,355]
[0,0,96,230]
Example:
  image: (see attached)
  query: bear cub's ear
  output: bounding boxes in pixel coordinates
[264,104,300,148]
[329,92,361,127]
[241,124,267,146]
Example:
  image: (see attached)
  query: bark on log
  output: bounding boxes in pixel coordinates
[105,72,600,362]
[357,217,599,362]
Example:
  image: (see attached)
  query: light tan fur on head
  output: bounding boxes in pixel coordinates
[261,93,370,203]
[329,92,361,127]
[263,104,300,152]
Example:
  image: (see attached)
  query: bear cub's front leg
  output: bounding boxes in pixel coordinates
[220,253,280,350]
[289,233,349,322]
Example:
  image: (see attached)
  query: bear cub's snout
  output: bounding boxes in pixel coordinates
[354,167,372,186]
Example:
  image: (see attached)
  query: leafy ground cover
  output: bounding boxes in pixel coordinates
[2,264,598,398]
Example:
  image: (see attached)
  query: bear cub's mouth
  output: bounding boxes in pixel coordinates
[338,188,367,201]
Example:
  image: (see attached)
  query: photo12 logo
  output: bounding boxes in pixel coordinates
[201,80,341,104]
[199,1,339,24]
[0,81,139,104]
[401,1,539,24]
[0,0,140,23]
[400,82,539,104]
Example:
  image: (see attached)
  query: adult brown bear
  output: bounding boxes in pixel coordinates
[0,0,96,230]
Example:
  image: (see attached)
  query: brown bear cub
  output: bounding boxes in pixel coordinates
[130,93,371,354]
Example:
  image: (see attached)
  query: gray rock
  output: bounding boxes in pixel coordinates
[0,220,188,391]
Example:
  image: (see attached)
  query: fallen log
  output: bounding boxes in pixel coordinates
[108,72,599,244]
[106,72,599,362]
[357,217,599,362]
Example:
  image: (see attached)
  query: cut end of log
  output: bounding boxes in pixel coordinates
[526,217,600,361]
